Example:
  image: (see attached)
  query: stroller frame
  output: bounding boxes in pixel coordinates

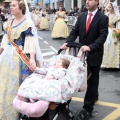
[20,42,84,120]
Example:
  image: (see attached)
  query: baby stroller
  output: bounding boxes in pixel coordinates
[20,42,87,120]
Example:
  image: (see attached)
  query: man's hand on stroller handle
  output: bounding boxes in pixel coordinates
[80,45,91,52]
[60,43,91,52]
[60,43,68,50]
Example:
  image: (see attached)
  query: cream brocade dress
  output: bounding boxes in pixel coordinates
[40,12,50,29]
[0,18,36,120]
[101,15,120,68]
[51,11,69,38]
[31,13,40,26]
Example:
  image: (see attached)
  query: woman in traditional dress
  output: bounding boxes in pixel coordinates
[0,0,43,119]
[101,2,120,68]
[31,9,40,29]
[51,6,69,38]
[34,8,40,18]
[40,9,50,30]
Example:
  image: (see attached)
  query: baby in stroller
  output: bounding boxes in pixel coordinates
[13,58,70,117]
[13,53,86,119]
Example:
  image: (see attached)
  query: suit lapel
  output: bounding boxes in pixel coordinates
[85,10,100,37]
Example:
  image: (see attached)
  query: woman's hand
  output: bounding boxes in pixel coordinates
[29,59,36,71]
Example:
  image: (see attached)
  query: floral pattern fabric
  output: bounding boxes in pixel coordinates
[18,54,85,103]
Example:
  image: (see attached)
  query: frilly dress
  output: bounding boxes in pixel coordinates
[101,15,120,68]
[40,12,50,29]
[51,11,69,38]
[31,13,40,26]
[0,18,37,120]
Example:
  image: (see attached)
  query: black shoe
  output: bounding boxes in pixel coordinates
[74,109,92,120]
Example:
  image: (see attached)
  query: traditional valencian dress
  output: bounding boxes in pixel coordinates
[51,11,69,38]
[0,18,39,120]
[101,15,120,68]
[31,12,40,29]
[40,12,50,30]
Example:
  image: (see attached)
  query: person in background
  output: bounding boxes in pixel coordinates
[0,8,8,42]
[39,9,50,30]
[101,2,120,69]
[34,8,40,18]
[72,13,78,29]
[31,8,40,29]
[0,9,8,22]
[51,6,69,38]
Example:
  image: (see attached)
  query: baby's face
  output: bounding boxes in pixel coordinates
[54,59,63,68]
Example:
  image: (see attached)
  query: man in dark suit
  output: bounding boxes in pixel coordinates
[0,9,8,33]
[0,9,8,22]
[61,0,108,119]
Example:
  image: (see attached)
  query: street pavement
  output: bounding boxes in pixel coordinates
[37,22,120,120]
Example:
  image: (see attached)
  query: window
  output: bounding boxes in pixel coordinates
[53,3,54,8]
[74,0,77,8]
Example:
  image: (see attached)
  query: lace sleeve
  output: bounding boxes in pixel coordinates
[24,36,36,53]
[23,28,36,53]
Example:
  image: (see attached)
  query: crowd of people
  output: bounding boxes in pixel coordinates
[0,0,120,120]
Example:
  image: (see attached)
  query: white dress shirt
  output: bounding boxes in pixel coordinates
[86,9,98,22]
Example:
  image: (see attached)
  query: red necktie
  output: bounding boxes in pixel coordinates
[86,13,93,33]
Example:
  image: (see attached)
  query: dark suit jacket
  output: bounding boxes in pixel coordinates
[0,14,8,31]
[0,14,8,22]
[66,10,108,66]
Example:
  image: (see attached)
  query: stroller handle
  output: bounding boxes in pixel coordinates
[58,42,82,55]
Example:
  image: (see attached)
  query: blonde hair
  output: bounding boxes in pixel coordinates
[13,0,26,14]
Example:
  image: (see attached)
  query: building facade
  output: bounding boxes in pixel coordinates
[3,0,119,11]
[40,0,120,10]
[49,0,64,9]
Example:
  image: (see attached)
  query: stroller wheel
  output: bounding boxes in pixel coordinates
[20,114,28,120]
[73,110,91,120]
